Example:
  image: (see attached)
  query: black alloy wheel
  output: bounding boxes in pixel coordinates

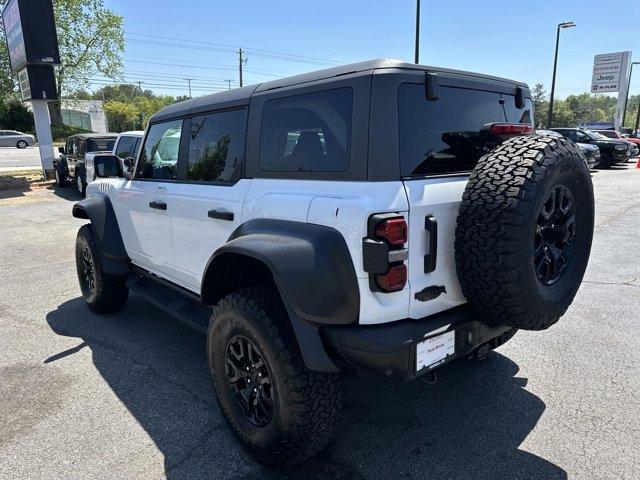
[80,243,96,294]
[225,335,274,428]
[534,185,576,285]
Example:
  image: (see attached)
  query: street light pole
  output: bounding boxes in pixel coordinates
[622,61,639,128]
[184,78,193,98]
[414,0,421,64]
[548,21,576,128]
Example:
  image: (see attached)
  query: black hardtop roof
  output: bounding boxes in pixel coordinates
[150,58,529,123]
[68,133,118,140]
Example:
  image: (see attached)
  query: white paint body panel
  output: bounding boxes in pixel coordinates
[91,174,469,325]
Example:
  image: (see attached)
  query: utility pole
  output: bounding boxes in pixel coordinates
[238,48,247,87]
[548,21,576,128]
[225,79,233,90]
[137,81,144,92]
[622,61,640,128]
[184,78,193,98]
[414,0,420,64]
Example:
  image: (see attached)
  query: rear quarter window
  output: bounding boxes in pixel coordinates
[259,87,352,173]
[399,84,530,176]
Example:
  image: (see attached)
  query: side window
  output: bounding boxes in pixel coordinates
[66,139,74,155]
[259,88,352,172]
[563,130,578,141]
[185,108,247,183]
[136,120,182,180]
[76,139,85,158]
[115,136,135,159]
[398,85,507,176]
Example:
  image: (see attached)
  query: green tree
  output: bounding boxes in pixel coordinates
[0,100,34,132]
[103,100,138,132]
[531,83,548,128]
[52,0,125,124]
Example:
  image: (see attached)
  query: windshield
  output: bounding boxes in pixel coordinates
[595,130,617,139]
[583,130,608,141]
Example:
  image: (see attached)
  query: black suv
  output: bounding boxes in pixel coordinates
[551,128,628,168]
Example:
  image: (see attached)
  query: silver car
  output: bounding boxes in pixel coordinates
[0,130,37,148]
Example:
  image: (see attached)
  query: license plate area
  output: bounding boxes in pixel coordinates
[416,330,456,372]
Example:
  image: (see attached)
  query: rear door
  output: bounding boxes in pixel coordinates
[399,82,532,319]
[169,108,250,292]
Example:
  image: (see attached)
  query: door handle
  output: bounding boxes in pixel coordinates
[208,209,234,221]
[149,201,167,210]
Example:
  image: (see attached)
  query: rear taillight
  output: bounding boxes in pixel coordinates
[488,123,535,136]
[363,214,408,293]
[375,217,407,246]
[375,264,407,292]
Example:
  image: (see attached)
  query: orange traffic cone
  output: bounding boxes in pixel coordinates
[637,157,640,168]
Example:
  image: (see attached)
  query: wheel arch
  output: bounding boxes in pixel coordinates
[72,194,129,275]
[201,219,360,372]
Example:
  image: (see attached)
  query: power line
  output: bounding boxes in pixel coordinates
[125,31,342,66]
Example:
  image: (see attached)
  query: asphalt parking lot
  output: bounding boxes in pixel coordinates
[0,163,639,480]
[0,147,43,171]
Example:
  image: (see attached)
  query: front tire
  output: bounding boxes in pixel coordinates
[208,287,340,468]
[75,224,128,313]
[16,140,28,149]
[77,174,87,197]
[54,165,66,187]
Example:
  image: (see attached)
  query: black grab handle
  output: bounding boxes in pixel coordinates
[424,215,437,273]
[208,210,234,221]
[149,201,167,210]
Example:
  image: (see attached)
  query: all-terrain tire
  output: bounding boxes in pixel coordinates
[207,286,341,468]
[54,164,66,187]
[75,224,129,313]
[455,135,594,331]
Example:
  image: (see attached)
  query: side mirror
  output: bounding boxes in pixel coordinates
[123,156,136,172]
[94,154,122,178]
[58,146,65,154]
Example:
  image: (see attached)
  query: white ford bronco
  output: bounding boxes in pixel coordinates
[72,59,594,467]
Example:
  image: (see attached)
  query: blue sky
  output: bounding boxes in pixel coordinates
[101,0,640,99]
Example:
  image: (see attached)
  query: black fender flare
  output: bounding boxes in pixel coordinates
[72,194,129,275]
[202,219,360,372]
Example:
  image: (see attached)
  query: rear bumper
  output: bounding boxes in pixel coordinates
[321,306,515,381]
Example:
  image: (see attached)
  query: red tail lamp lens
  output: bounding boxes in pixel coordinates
[376,264,407,292]
[375,218,407,246]
[489,123,535,136]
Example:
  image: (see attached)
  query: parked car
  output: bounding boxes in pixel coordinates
[551,128,628,168]
[0,130,36,148]
[537,129,599,168]
[112,130,144,165]
[594,129,640,147]
[71,59,594,467]
[628,143,639,159]
[54,133,118,196]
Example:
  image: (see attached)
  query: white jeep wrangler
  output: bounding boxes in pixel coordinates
[72,59,594,467]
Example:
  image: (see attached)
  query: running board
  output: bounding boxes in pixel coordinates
[126,275,211,333]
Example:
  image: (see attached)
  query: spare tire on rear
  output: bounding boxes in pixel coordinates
[455,135,594,331]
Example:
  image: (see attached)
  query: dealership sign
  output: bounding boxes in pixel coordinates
[591,52,629,93]
[1,0,60,73]
[2,0,26,71]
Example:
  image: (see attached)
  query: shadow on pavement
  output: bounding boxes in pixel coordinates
[46,297,566,480]
[48,183,83,201]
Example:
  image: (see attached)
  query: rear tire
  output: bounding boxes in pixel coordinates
[207,286,341,468]
[455,135,594,331]
[16,140,27,149]
[75,224,128,313]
